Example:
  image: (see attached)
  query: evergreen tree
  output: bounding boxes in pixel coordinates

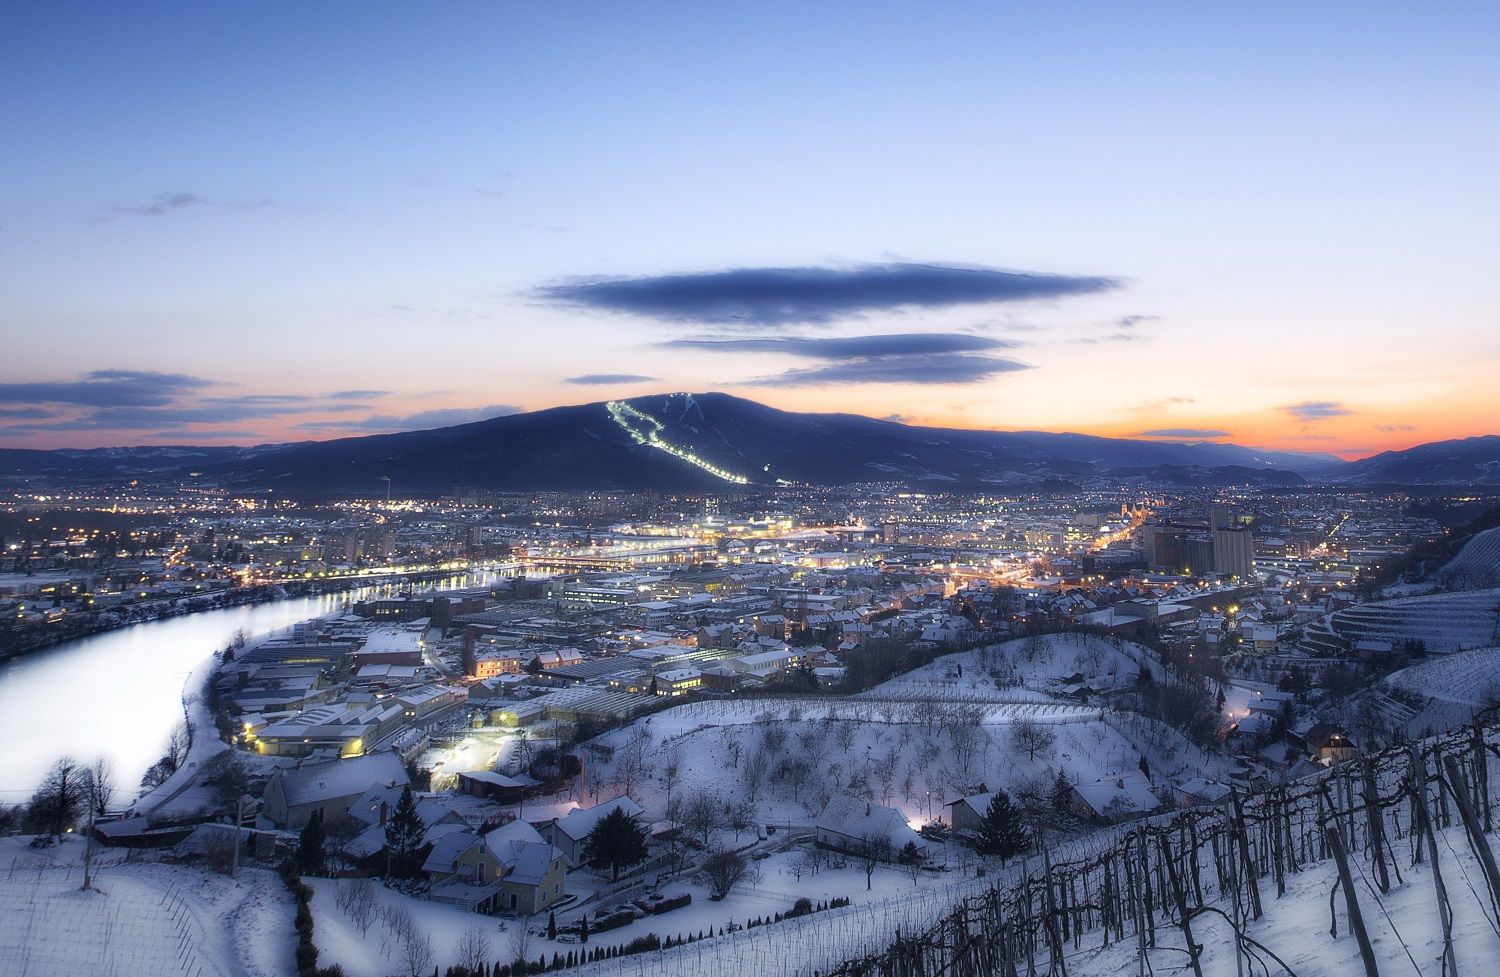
[547,911,557,940]
[1049,769,1073,813]
[384,785,427,879]
[1137,754,1151,782]
[297,812,326,875]
[582,805,648,881]
[974,790,1031,859]
[579,914,589,943]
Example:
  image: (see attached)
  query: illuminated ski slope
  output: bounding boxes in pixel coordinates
[606,400,751,485]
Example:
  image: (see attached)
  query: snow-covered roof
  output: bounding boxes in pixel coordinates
[552,797,645,842]
[270,752,408,808]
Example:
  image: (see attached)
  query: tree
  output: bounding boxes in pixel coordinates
[298,813,327,875]
[1137,754,1151,782]
[854,833,892,890]
[1050,769,1073,814]
[384,786,427,879]
[29,756,89,839]
[702,847,754,898]
[81,757,113,889]
[401,929,433,977]
[547,911,557,940]
[974,790,1031,859]
[1010,719,1056,762]
[456,925,492,973]
[898,840,923,882]
[579,914,589,944]
[582,805,648,881]
[682,790,726,848]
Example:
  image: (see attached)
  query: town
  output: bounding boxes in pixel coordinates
[5,480,1499,976]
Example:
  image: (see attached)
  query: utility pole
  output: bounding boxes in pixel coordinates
[231,794,245,878]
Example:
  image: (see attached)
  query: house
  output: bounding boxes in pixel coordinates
[261,752,409,828]
[424,820,568,915]
[1175,778,1231,808]
[653,667,702,695]
[814,794,925,857]
[544,797,645,869]
[455,770,530,802]
[945,791,1004,836]
[1296,722,1357,763]
[1068,771,1161,823]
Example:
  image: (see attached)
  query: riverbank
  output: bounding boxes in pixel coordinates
[0,566,475,664]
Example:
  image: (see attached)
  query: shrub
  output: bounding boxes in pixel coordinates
[651,893,692,914]
[787,896,814,918]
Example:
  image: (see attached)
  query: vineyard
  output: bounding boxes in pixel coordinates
[822,715,1500,977]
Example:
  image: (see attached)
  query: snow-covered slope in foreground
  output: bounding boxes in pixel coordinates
[0,835,293,977]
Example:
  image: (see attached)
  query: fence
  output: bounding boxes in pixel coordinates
[820,714,1500,977]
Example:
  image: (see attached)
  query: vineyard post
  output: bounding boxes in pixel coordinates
[1361,756,1390,892]
[1325,826,1381,977]
[1412,745,1458,977]
[1229,788,1262,919]
[1156,833,1204,977]
[1441,755,1500,928]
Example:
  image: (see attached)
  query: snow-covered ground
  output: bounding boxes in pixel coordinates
[0,835,293,977]
[576,634,1223,832]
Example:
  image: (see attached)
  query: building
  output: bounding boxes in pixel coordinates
[544,798,645,869]
[261,752,410,829]
[814,794,925,857]
[424,819,568,915]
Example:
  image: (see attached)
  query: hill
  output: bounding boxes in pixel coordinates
[5,392,1497,494]
[1337,434,1500,485]
[0,392,1341,495]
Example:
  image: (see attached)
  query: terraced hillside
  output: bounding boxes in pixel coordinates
[1439,525,1500,588]
[1300,587,1500,655]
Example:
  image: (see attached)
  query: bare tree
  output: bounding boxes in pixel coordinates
[29,756,89,840]
[661,745,683,813]
[854,833,893,890]
[81,758,114,889]
[682,790,727,847]
[742,748,770,802]
[612,728,653,801]
[456,924,492,973]
[401,929,433,977]
[165,720,191,770]
[1010,718,1056,762]
[702,847,757,898]
[508,918,534,969]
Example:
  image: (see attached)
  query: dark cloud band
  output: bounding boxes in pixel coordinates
[539,262,1117,325]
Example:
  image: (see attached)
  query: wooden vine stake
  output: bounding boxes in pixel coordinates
[1442,754,1500,929]
[1412,746,1458,977]
[1325,826,1381,977]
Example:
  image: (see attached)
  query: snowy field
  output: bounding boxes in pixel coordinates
[1439,525,1500,586]
[576,634,1222,831]
[311,843,1002,977]
[0,836,292,977]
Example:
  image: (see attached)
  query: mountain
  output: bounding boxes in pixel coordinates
[103,392,1334,495]
[1336,435,1500,486]
[0,393,1488,495]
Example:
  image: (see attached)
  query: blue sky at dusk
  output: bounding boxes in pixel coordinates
[2,2,1497,456]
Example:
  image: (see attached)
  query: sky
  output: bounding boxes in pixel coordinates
[2,2,1497,459]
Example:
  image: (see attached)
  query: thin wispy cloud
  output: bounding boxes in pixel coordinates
[663,333,1016,359]
[745,353,1029,387]
[565,374,657,385]
[1137,428,1230,439]
[538,262,1118,326]
[1283,401,1352,421]
[0,370,212,409]
[0,372,386,434]
[108,191,274,218]
[296,404,521,434]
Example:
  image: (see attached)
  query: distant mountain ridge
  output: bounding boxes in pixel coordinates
[0,392,1493,494]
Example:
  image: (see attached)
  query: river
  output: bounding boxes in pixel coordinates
[0,571,506,805]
